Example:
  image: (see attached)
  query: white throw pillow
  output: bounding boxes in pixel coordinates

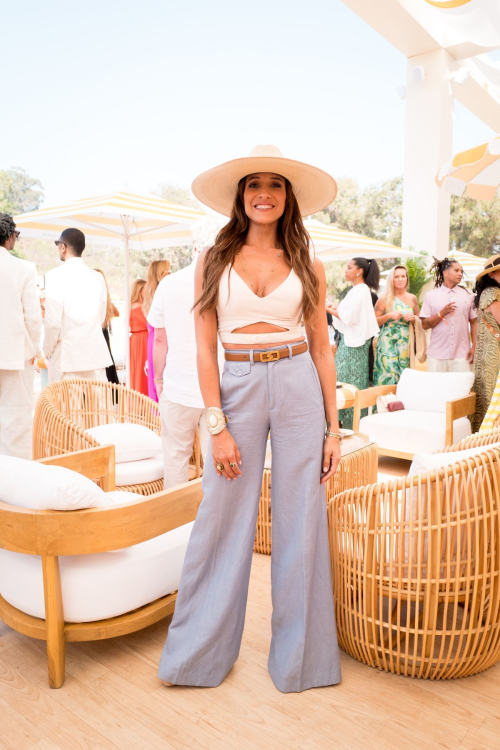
[0,456,105,510]
[409,442,500,477]
[86,423,162,463]
[98,490,145,507]
[396,369,474,413]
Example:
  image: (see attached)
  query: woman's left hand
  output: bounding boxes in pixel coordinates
[320,435,341,484]
[402,313,415,322]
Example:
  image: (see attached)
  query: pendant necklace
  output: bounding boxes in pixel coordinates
[238,249,282,297]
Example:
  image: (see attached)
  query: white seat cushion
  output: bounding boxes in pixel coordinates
[359,410,471,455]
[0,455,105,510]
[409,441,500,476]
[396,369,474,413]
[115,454,164,486]
[0,518,193,623]
[86,423,162,463]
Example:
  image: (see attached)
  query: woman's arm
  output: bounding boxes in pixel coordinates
[486,300,500,325]
[306,259,341,484]
[194,252,242,481]
[375,297,399,326]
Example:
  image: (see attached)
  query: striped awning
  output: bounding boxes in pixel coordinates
[304,219,418,260]
[448,248,486,276]
[14,190,205,250]
[436,135,500,201]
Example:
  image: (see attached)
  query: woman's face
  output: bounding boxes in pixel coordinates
[393,268,408,290]
[489,269,500,284]
[243,172,286,225]
[345,260,360,283]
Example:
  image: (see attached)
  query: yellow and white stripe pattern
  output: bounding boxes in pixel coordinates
[14,190,205,250]
[449,248,486,277]
[304,219,418,261]
[436,135,500,201]
[480,379,500,433]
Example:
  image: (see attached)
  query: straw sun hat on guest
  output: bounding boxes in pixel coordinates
[191,145,337,218]
[476,254,500,281]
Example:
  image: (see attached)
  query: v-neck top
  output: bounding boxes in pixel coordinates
[217,265,305,344]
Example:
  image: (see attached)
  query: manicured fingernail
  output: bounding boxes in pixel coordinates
[323,466,328,472]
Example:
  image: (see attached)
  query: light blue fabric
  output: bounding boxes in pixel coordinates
[158,347,341,693]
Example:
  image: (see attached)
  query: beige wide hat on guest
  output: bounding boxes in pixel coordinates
[476,254,500,281]
[191,145,337,218]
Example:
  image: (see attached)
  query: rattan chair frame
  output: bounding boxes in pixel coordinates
[0,446,203,689]
[33,379,202,495]
[328,440,500,679]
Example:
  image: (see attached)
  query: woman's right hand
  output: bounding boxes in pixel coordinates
[389,311,402,320]
[212,428,242,480]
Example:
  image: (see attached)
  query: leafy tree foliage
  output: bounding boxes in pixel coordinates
[0,167,44,215]
[450,195,500,258]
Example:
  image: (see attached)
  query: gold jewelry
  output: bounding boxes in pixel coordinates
[325,430,343,442]
[216,462,225,472]
[238,249,282,297]
[229,462,237,468]
[205,407,229,435]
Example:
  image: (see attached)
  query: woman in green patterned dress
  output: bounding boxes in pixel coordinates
[329,257,380,428]
[374,266,419,386]
[472,256,500,432]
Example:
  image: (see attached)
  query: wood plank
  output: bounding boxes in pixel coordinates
[0,694,46,750]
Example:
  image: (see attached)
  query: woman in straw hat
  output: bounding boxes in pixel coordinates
[158,146,342,693]
[472,255,500,431]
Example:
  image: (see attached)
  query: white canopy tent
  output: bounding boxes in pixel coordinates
[304,219,419,261]
[14,190,205,386]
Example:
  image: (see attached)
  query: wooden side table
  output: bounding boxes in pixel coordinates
[254,433,377,554]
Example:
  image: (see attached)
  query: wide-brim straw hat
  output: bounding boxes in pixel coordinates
[191,145,337,218]
[476,254,500,281]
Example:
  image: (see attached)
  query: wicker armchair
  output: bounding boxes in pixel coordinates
[33,379,202,495]
[328,433,500,679]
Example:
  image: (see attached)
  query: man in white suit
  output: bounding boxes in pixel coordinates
[44,228,112,380]
[0,214,42,459]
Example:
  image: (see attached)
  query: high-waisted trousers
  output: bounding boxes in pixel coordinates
[158,346,342,693]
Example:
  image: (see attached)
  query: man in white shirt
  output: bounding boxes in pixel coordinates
[147,249,211,489]
[44,228,112,381]
[0,214,42,459]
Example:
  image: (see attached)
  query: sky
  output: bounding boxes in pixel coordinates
[3,0,498,206]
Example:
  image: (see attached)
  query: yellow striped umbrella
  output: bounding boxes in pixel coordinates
[304,219,418,260]
[436,135,500,200]
[15,190,205,385]
[448,248,485,277]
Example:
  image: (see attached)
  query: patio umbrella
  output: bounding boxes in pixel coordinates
[304,219,419,261]
[15,190,205,386]
[448,248,485,277]
[436,134,500,200]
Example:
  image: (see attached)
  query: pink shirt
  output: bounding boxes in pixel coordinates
[420,284,477,360]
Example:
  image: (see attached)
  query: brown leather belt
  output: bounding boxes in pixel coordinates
[224,341,308,363]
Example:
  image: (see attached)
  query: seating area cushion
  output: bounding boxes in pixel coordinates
[0,521,193,623]
[115,454,164,486]
[86,423,162,463]
[395,369,474,413]
[409,442,500,476]
[358,410,471,455]
[0,456,104,510]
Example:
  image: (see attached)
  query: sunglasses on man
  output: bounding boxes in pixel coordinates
[54,240,66,247]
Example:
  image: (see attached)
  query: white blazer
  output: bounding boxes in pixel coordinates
[0,247,42,370]
[44,257,112,373]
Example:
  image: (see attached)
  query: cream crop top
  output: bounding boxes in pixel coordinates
[217,265,306,345]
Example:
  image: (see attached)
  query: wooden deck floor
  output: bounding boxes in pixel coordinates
[2,459,500,749]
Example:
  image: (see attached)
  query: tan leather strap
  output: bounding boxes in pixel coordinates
[480,310,500,342]
[224,341,308,363]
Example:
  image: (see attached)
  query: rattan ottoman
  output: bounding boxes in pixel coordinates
[254,432,377,554]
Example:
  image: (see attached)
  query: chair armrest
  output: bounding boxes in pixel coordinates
[445,392,476,446]
[36,446,116,492]
[353,385,397,431]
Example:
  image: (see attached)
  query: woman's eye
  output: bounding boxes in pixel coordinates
[272,182,283,188]
[248,182,259,188]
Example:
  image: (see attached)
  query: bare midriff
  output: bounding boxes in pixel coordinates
[222,323,306,350]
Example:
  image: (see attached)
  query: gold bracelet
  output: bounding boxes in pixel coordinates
[205,407,229,435]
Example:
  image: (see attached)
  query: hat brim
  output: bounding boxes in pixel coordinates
[192,155,337,218]
[476,254,500,281]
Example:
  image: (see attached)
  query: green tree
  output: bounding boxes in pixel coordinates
[450,195,500,257]
[154,182,201,209]
[0,167,44,215]
[404,250,431,304]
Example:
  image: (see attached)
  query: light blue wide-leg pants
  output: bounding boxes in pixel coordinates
[158,347,341,693]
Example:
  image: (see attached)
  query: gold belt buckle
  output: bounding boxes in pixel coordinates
[261,350,280,362]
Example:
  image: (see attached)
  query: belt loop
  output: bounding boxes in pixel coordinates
[249,349,255,366]
[287,344,293,360]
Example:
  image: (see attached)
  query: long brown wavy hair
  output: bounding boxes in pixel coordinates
[142,259,171,315]
[195,176,319,324]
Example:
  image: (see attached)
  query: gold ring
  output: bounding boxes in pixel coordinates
[216,462,224,472]
[229,462,237,468]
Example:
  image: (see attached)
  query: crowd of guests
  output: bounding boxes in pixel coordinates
[3,204,500,467]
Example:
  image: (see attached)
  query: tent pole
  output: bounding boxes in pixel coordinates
[123,226,131,388]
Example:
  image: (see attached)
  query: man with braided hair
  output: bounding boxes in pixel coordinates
[0,214,42,459]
